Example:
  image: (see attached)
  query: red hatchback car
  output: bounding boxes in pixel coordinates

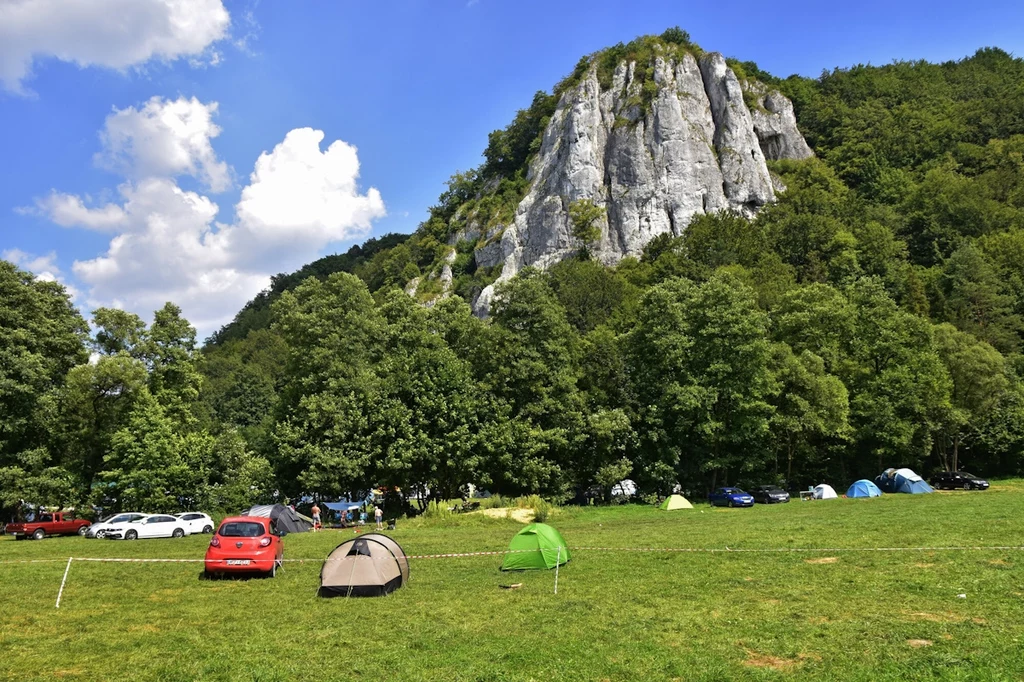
[205,516,283,578]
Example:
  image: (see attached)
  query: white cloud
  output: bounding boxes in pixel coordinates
[35,102,387,338]
[231,128,385,267]
[22,192,129,231]
[0,0,231,93]
[3,248,82,301]
[97,96,231,192]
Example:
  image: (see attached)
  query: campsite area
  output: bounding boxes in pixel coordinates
[2,483,1023,681]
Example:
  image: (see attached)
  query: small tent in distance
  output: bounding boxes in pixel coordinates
[501,523,570,571]
[659,494,693,510]
[875,468,934,494]
[611,479,637,499]
[319,533,409,597]
[813,484,838,500]
[245,504,313,534]
[847,480,882,498]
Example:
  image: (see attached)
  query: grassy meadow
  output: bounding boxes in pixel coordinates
[2,483,1024,681]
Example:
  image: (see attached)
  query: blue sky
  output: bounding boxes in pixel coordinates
[2,0,1023,337]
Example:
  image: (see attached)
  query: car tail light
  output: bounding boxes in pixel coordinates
[259,536,272,547]
[210,536,220,547]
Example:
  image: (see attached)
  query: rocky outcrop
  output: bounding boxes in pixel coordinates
[472,50,813,315]
[746,83,815,161]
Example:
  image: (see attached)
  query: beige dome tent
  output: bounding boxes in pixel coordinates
[318,533,410,597]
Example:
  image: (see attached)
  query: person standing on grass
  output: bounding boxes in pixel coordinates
[374,505,383,530]
[311,502,321,531]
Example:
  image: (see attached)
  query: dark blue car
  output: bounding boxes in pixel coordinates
[708,487,754,507]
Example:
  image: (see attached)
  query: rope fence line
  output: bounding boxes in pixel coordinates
[3,544,1024,568]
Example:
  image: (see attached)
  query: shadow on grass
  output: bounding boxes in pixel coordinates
[198,570,276,581]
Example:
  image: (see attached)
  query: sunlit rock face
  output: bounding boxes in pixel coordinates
[472,52,812,315]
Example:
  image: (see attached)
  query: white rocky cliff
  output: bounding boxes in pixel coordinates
[470,51,813,314]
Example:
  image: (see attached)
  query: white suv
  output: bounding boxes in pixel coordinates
[176,512,215,534]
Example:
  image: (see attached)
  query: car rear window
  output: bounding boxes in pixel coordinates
[219,522,265,537]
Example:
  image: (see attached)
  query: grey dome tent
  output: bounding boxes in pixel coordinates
[245,504,312,535]
[318,533,410,597]
[874,468,934,494]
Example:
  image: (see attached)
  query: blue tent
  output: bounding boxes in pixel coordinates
[874,468,934,494]
[846,479,882,498]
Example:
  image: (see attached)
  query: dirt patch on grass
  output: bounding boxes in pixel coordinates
[476,508,534,524]
[988,559,1011,566]
[128,624,161,633]
[906,639,933,648]
[804,557,838,564]
[742,649,800,671]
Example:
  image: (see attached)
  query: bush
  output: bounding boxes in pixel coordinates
[478,494,506,509]
[423,500,453,520]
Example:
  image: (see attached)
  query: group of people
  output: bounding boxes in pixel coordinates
[309,503,384,532]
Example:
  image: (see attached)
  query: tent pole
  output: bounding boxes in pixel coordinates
[345,544,359,598]
[554,546,561,595]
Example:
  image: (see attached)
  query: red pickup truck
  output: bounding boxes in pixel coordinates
[6,512,91,540]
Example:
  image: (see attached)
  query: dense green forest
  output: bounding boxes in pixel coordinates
[4,31,1024,517]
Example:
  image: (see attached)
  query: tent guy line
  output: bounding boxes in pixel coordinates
[4,544,1024,568]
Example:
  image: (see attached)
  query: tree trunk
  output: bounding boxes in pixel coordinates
[786,434,795,486]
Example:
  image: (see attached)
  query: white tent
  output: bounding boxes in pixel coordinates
[813,484,838,500]
[611,479,637,498]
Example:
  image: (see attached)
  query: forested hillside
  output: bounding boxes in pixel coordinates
[4,32,1024,517]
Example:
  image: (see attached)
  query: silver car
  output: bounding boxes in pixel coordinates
[85,512,147,538]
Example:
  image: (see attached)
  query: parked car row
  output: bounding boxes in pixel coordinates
[3,511,216,541]
[705,471,989,509]
[706,486,790,507]
[93,512,214,540]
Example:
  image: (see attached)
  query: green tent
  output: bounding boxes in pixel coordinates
[500,523,570,571]
[659,494,693,510]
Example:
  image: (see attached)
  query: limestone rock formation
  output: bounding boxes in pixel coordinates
[472,50,812,315]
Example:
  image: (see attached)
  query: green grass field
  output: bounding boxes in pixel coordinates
[2,484,1023,681]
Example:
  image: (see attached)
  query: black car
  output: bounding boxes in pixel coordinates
[749,485,791,504]
[929,471,990,490]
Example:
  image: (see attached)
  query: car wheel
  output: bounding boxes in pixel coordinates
[728,500,734,508]
[202,525,213,534]
[77,526,88,536]
[32,528,45,540]
[172,528,184,538]
[126,529,138,540]
[270,561,277,578]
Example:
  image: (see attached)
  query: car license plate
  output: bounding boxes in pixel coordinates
[226,560,250,566]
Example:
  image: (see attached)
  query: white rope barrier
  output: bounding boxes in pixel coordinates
[3,543,1022,568]
[54,557,72,609]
